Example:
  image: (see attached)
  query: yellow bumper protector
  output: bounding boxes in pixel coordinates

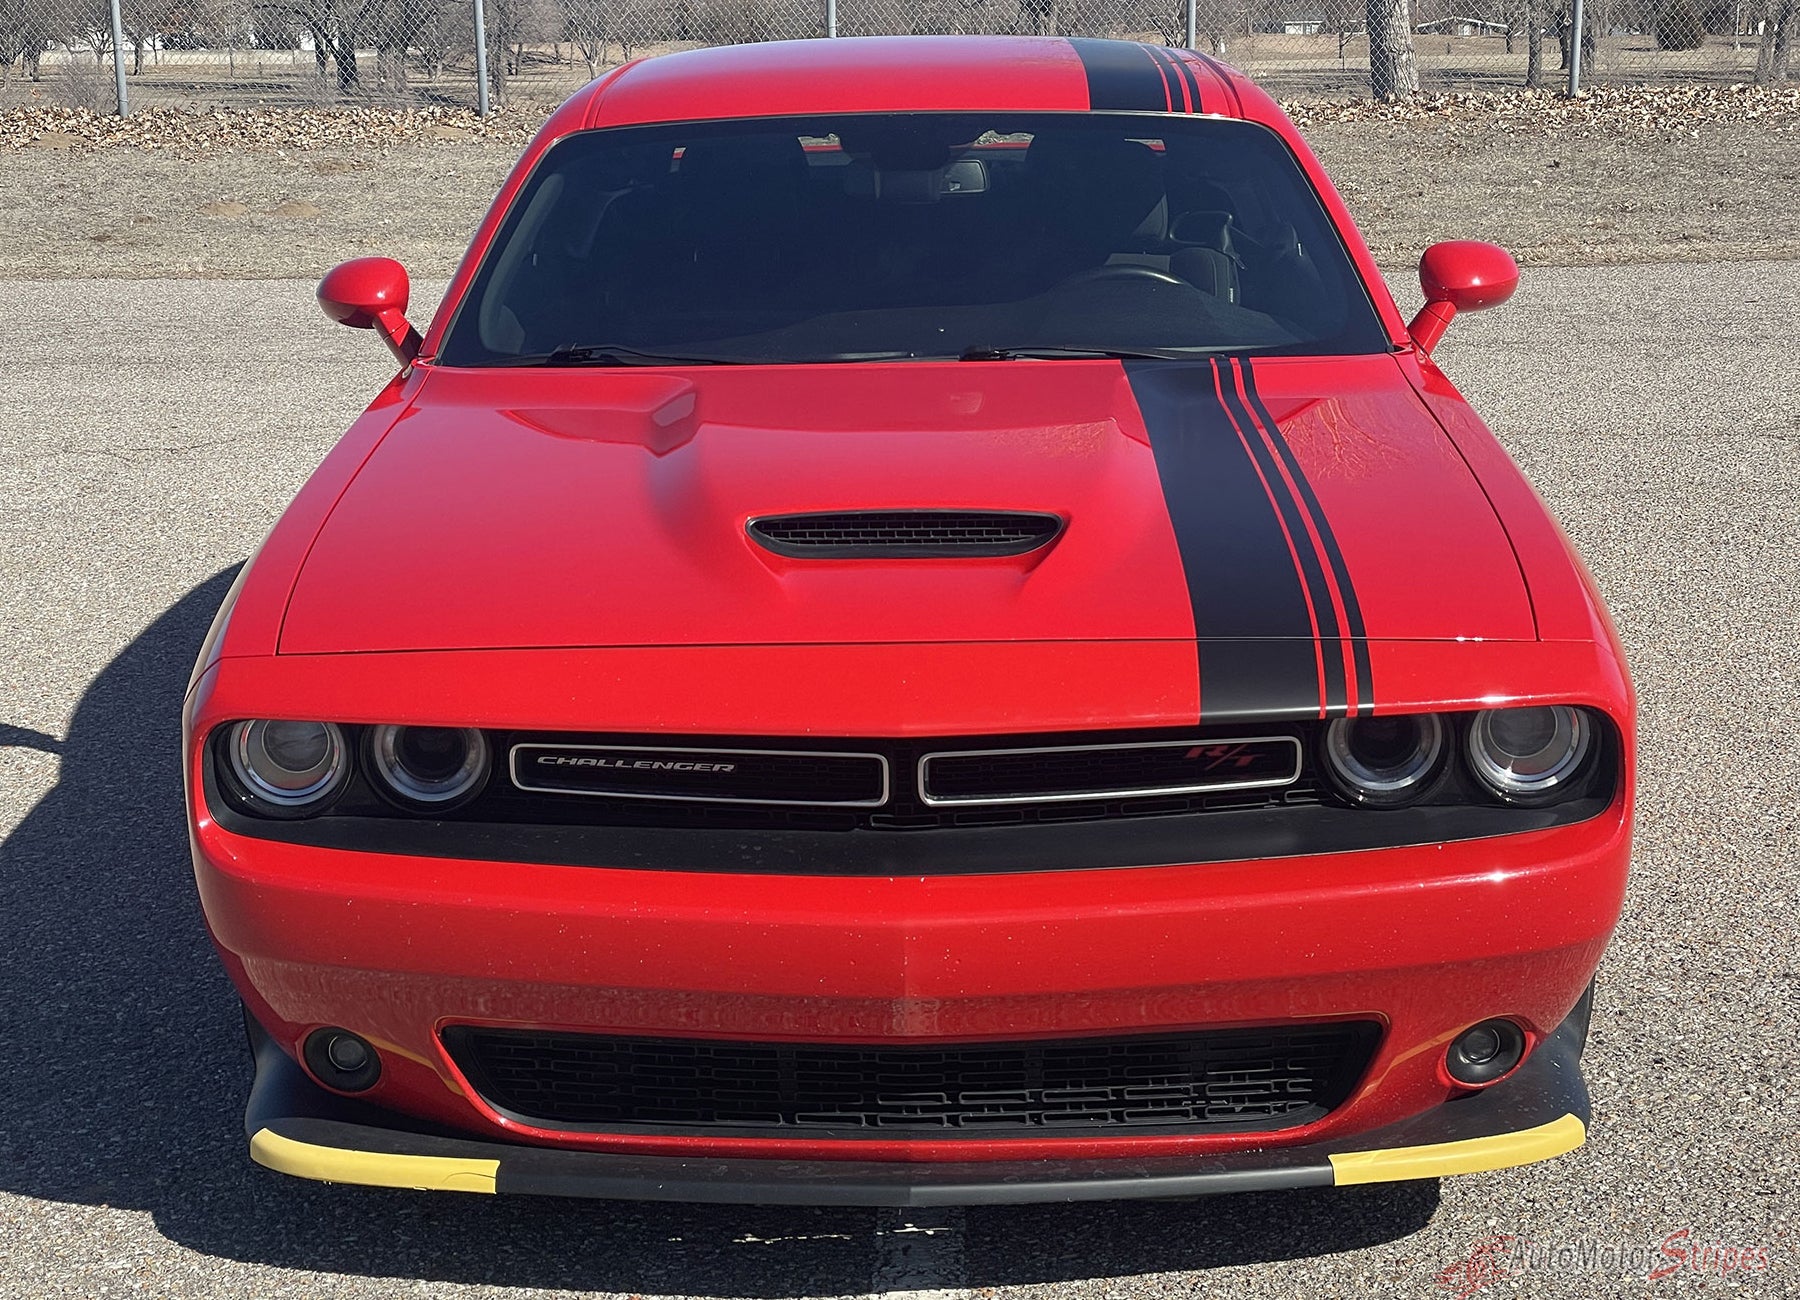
[251,1111,1584,1196]
[250,1127,499,1194]
[1330,1112,1585,1186]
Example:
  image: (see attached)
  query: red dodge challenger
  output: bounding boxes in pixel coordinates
[185,35,1633,1203]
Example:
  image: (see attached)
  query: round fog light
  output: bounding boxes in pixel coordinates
[1459,1024,1502,1063]
[1446,1019,1527,1087]
[304,1027,382,1093]
[327,1036,370,1072]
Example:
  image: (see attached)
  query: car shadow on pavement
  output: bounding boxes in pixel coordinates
[0,569,1439,1294]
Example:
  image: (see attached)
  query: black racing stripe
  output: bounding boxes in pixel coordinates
[1238,361,1377,716]
[1196,640,1327,723]
[1213,358,1345,716]
[1147,45,1206,113]
[1141,44,1188,111]
[1124,360,1322,722]
[1169,51,1208,113]
[1069,38,1171,111]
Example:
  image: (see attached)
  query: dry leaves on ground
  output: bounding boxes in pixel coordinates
[0,103,544,154]
[3,82,1800,156]
[1285,82,1800,132]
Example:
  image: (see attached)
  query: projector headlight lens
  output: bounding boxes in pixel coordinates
[1467,706,1593,804]
[227,719,349,813]
[1321,713,1445,807]
[367,725,489,807]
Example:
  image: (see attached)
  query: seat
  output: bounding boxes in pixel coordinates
[1166,181,1243,305]
[1003,134,1169,287]
[614,134,815,322]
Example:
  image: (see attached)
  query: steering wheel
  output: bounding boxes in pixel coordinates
[1057,264,1189,290]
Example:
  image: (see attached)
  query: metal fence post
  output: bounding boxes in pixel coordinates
[1567,0,1585,94]
[108,0,129,115]
[826,0,838,36]
[473,0,491,116]
[1185,0,1197,49]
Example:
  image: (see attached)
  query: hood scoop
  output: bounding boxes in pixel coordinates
[747,510,1065,559]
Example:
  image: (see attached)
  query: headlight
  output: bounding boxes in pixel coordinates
[367,725,490,808]
[1466,705,1593,804]
[227,719,350,814]
[1321,713,1445,807]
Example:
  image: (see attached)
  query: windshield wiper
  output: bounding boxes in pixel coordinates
[520,346,920,367]
[496,344,746,367]
[958,345,1220,362]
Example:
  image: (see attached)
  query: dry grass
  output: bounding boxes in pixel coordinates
[2,80,1798,278]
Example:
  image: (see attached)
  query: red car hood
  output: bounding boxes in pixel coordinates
[280,355,1534,658]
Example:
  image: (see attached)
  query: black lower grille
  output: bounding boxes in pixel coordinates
[443,1023,1381,1137]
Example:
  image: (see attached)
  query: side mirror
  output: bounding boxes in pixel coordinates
[318,257,421,367]
[1407,240,1519,355]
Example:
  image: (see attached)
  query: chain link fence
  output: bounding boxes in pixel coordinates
[1,0,1795,114]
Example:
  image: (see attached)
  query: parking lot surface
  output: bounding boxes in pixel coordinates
[0,268,1794,1297]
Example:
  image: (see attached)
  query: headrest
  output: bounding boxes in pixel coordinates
[1024,134,1166,249]
[1170,176,1238,222]
[667,133,809,229]
[675,134,809,187]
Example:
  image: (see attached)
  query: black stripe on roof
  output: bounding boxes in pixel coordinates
[1069,39,1172,111]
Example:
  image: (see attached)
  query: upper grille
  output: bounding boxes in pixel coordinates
[920,737,1302,806]
[748,510,1063,558]
[487,728,1324,832]
[511,744,888,807]
[442,1022,1381,1137]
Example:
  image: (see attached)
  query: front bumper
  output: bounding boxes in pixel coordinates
[197,795,1628,1165]
[244,999,1592,1203]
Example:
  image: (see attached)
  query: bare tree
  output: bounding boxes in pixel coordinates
[617,0,659,55]
[1143,0,1239,52]
[116,0,186,75]
[0,0,60,78]
[254,0,372,90]
[1018,0,1057,33]
[360,0,454,96]
[1757,0,1796,78]
[1366,0,1419,97]
[1522,0,1544,81]
[249,5,303,45]
[685,0,815,43]
[559,0,605,74]
[61,0,118,63]
[193,0,257,50]
[1146,0,1185,44]
[480,0,560,104]
[1553,0,1593,66]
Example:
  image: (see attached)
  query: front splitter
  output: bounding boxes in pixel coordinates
[243,1009,1591,1206]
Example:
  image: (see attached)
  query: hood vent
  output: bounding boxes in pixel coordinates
[748,510,1064,559]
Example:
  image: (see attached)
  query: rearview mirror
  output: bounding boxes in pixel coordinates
[318,257,421,367]
[1407,240,1519,355]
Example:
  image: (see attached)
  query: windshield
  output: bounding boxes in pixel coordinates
[437,112,1389,367]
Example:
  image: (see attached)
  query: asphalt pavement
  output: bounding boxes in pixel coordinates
[0,268,1794,1298]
